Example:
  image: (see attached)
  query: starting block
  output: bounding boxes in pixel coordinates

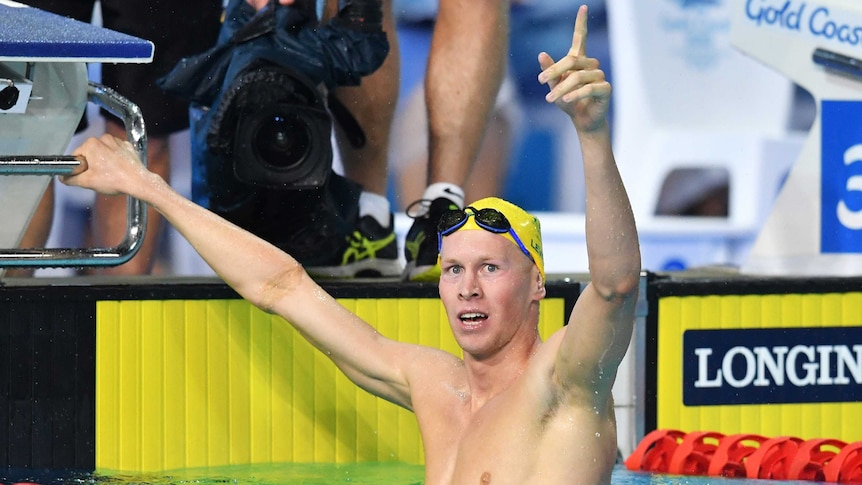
[0,0,152,271]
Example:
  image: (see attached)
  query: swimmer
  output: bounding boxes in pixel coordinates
[61,5,639,484]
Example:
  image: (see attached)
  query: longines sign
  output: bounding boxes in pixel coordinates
[683,327,862,405]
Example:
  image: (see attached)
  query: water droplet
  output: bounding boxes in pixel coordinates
[595,432,601,438]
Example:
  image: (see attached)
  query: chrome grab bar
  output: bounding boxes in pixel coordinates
[0,81,148,268]
[0,155,85,175]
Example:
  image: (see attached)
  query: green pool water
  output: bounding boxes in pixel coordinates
[96,462,425,484]
[2,462,424,485]
[0,464,830,484]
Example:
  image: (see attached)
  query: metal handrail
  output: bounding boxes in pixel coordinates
[0,81,147,268]
[0,156,84,175]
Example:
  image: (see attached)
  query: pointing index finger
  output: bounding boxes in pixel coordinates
[571,4,589,57]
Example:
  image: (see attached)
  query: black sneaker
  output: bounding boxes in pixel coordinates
[307,214,402,278]
[402,197,461,282]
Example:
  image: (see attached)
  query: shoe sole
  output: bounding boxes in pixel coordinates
[308,259,403,279]
[402,262,441,282]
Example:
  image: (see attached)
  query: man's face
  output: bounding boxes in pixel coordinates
[438,229,544,360]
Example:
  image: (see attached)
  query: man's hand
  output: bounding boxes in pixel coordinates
[62,134,157,197]
[537,4,611,134]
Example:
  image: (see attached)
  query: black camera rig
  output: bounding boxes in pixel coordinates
[157,0,389,266]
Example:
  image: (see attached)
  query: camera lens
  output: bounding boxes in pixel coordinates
[254,113,312,169]
[229,87,332,189]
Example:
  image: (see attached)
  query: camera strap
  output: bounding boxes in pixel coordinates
[326,93,366,149]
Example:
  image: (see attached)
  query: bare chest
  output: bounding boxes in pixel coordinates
[419,387,544,484]
[419,392,618,485]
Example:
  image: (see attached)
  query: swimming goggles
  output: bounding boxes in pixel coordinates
[436,206,535,264]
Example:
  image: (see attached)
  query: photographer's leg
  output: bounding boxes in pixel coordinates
[314,0,402,278]
[426,0,509,189]
[83,120,170,276]
[326,0,398,200]
[401,0,510,281]
[5,184,55,278]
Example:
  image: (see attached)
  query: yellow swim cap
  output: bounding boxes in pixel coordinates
[447,197,545,282]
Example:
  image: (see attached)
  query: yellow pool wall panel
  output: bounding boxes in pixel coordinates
[95,297,566,472]
[656,292,862,443]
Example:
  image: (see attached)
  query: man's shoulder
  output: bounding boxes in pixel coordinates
[397,342,464,378]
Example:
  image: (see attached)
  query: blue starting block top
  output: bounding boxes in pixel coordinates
[0,0,153,63]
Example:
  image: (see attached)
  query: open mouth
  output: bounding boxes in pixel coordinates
[459,312,488,327]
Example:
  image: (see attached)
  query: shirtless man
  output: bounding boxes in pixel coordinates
[61,6,640,483]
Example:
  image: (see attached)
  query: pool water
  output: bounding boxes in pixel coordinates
[0,464,831,484]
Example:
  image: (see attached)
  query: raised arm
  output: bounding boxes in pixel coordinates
[538,5,641,406]
[62,134,423,408]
